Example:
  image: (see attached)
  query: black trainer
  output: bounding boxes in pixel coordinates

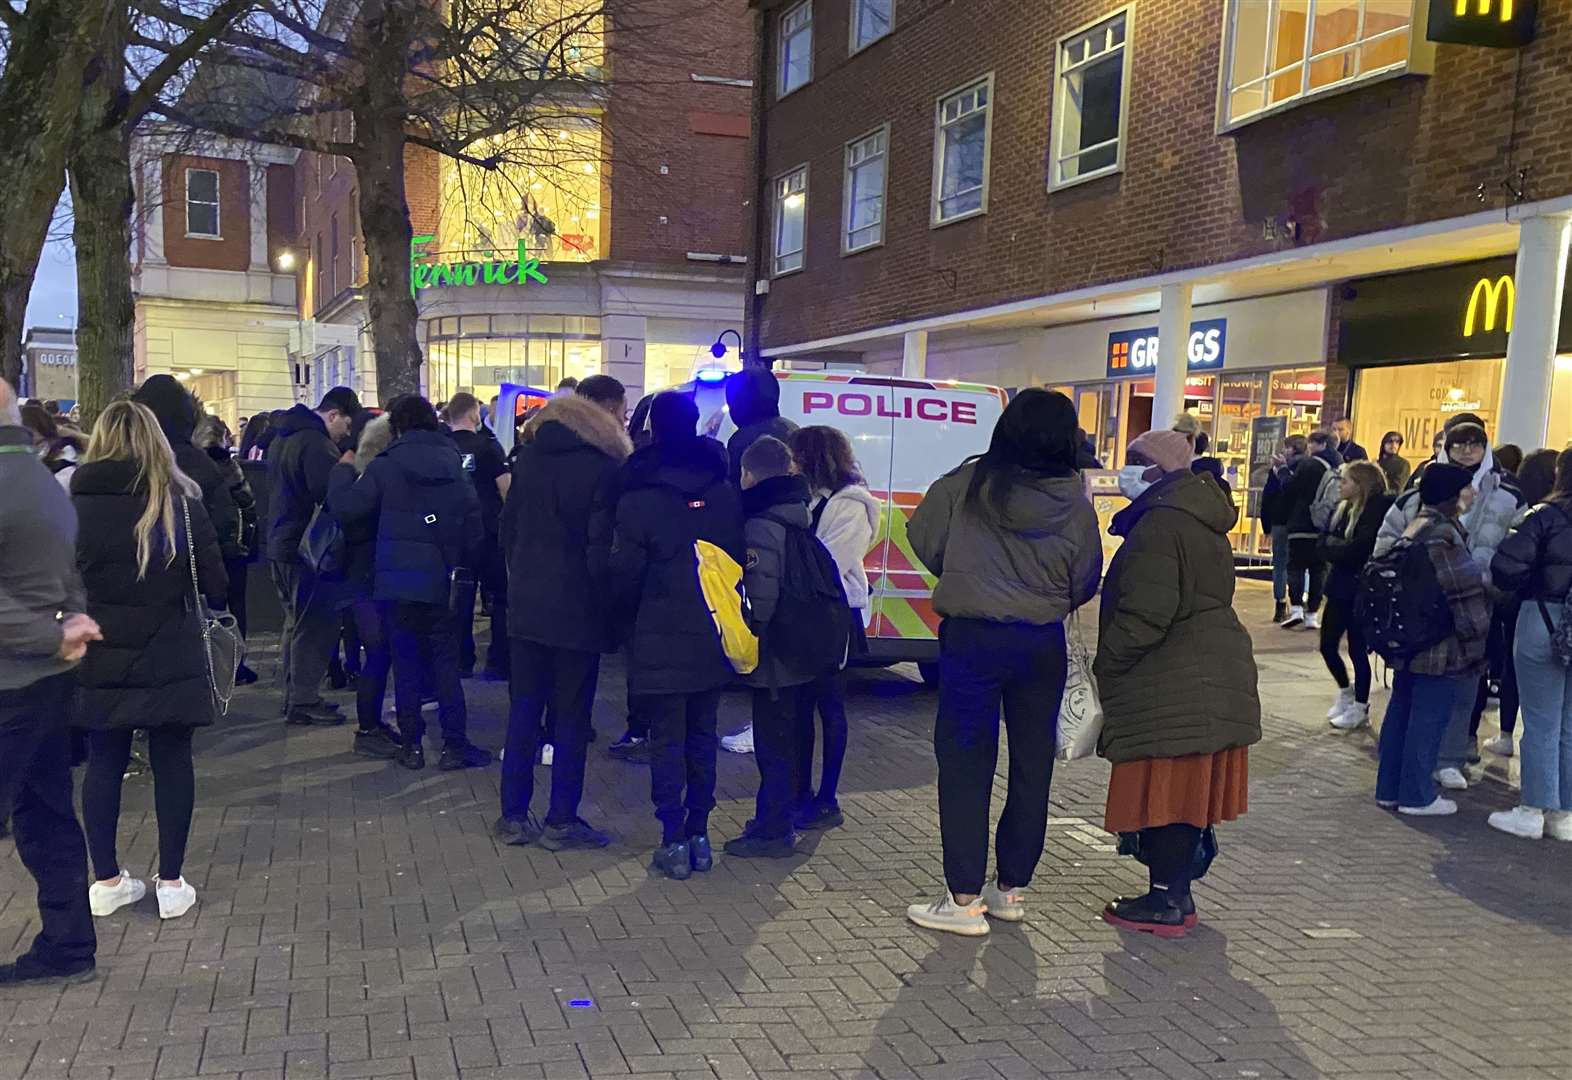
[0,956,96,986]
[651,841,691,880]
[794,800,844,831]
[399,744,426,771]
[439,743,493,770]
[354,724,402,759]
[608,734,649,762]
[689,835,713,873]
[495,816,542,846]
[287,703,345,726]
[1101,891,1190,938]
[724,829,797,859]
[538,818,612,851]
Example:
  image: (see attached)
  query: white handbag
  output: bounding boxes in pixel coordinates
[1055,612,1103,762]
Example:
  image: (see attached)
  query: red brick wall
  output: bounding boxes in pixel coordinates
[162,154,251,271]
[750,0,1572,348]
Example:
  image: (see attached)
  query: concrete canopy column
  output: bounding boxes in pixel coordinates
[602,312,648,406]
[1152,283,1192,431]
[1498,213,1572,450]
[900,330,928,378]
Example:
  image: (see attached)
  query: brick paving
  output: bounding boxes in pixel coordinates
[3,582,1571,1080]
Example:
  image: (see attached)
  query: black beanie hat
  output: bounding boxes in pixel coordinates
[649,391,699,444]
[1445,422,1488,451]
[1421,462,1473,506]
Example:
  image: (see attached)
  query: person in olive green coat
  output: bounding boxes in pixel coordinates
[1096,429,1261,938]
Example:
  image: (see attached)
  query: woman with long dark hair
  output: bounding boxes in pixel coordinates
[1317,461,1394,731]
[904,389,1102,936]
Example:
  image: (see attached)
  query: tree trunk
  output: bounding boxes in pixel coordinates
[356,0,424,402]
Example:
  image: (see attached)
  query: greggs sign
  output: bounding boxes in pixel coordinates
[1463,275,1515,337]
[1428,0,1537,48]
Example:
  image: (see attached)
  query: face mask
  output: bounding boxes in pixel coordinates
[1118,464,1153,500]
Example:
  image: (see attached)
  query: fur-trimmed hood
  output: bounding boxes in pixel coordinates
[521,395,632,462]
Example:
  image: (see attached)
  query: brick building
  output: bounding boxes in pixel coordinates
[746,0,1572,556]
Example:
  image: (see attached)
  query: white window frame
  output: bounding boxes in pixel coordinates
[778,1,812,98]
[849,0,893,55]
[1049,8,1133,192]
[1216,0,1430,134]
[771,164,808,277]
[184,168,222,239]
[842,125,889,255]
[930,73,994,228]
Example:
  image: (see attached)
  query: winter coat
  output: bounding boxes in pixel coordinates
[70,459,228,730]
[742,473,819,690]
[0,425,87,692]
[1191,456,1233,503]
[1094,471,1261,765]
[1378,452,1412,494]
[1259,464,1293,532]
[205,445,258,561]
[1338,439,1369,463]
[725,367,799,487]
[265,405,342,563]
[1317,493,1395,609]
[1393,510,1491,678]
[1374,448,1524,584]
[1491,500,1572,606]
[502,395,632,653]
[329,430,482,607]
[811,483,880,619]
[908,461,1102,626]
[606,435,745,695]
[325,461,375,605]
[1284,448,1342,539]
[133,374,242,560]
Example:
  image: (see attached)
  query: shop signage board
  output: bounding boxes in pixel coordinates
[1105,318,1227,378]
[409,235,550,296]
[1427,0,1537,48]
[1246,414,1287,520]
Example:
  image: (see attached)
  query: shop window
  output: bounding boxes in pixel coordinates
[1351,359,1503,474]
[1050,10,1131,190]
[185,169,221,238]
[779,2,812,97]
[1550,357,1572,451]
[1221,0,1414,130]
[851,0,891,52]
[772,165,808,276]
[843,127,887,254]
[932,75,992,225]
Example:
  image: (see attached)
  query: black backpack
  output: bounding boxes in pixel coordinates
[763,513,854,679]
[1355,536,1452,662]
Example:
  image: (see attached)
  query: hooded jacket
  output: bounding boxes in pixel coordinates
[329,429,482,607]
[606,435,745,694]
[265,404,342,563]
[1094,471,1261,765]
[908,461,1102,626]
[133,374,242,560]
[1284,445,1343,539]
[503,395,632,652]
[811,483,881,617]
[1317,493,1396,609]
[325,415,393,607]
[725,367,798,487]
[741,473,819,689]
[1491,500,1572,607]
[1374,446,1524,583]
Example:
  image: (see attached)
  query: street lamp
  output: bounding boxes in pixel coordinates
[276,249,297,271]
[710,328,743,360]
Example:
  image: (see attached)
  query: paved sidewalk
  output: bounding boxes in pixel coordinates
[2,583,1569,1080]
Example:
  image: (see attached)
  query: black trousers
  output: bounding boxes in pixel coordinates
[271,558,339,711]
[82,727,195,882]
[501,639,599,826]
[1471,604,1520,737]
[223,557,250,639]
[390,601,468,746]
[645,690,721,844]
[934,618,1066,897]
[0,674,95,972]
[795,670,849,808]
[350,599,393,731]
[1286,538,1325,611]
[1319,595,1371,702]
[751,686,808,839]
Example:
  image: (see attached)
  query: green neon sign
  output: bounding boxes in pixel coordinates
[409,235,550,296]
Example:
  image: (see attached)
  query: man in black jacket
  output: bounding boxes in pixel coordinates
[496,377,631,850]
[447,392,511,679]
[1332,418,1369,463]
[266,386,360,725]
[1280,432,1343,630]
[606,392,744,879]
[725,366,798,488]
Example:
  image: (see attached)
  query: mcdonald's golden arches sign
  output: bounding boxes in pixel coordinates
[1428,0,1538,48]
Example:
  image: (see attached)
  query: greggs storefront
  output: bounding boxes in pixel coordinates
[1339,257,1572,465]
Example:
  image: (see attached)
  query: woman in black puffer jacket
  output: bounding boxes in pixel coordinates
[1316,461,1394,732]
[194,416,259,684]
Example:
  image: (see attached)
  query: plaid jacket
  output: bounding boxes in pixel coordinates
[1397,511,1491,677]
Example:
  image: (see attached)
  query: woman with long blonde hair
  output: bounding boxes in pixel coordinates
[71,400,227,921]
[1315,460,1394,731]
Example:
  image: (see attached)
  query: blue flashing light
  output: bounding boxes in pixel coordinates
[567,999,594,1009]
[695,368,730,384]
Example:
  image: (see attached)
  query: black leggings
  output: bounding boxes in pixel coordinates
[795,670,849,808]
[81,727,195,883]
[1142,823,1202,900]
[1319,595,1371,703]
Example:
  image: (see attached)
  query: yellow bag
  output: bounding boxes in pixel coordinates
[695,539,758,675]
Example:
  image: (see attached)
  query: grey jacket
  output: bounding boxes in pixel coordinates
[909,461,1103,625]
[0,426,85,690]
[1374,449,1524,585]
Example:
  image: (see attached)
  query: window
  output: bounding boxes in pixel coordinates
[1222,0,1414,129]
[843,127,887,253]
[314,233,324,309]
[350,192,362,285]
[185,169,220,238]
[330,214,340,296]
[851,0,892,52]
[1051,10,1131,189]
[932,76,992,225]
[772,165,807,275]
[778,2,812,97]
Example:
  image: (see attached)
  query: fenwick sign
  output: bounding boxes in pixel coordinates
[409,234,550,296]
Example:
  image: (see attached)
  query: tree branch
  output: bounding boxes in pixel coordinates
[122,0,256,125]
[153,101,357,157]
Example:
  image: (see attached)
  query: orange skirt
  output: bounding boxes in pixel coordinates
[1103,746,1250,834]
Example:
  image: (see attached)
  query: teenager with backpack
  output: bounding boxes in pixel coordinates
[1487,448,1572,841]
[1317,461,1394,731]
[1370,464,1491,817]
[1280,432,1342,630]
[605,393,746,878]
[904,390,1102,936]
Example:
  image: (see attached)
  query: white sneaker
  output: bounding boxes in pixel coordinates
[1483,734,1514,758]
[1399,797,1458,817]
[540,743,554,766]
[1327,686,1357,719]
[156,878,197,920]
[1435,767,1469,791]
[1376,799,1398,810]
[1279,606,1305,629]
[720,725,755,754]
[981,882,1025,923]
[906,895,989,937]
[88,873,146,917]
[1545,810,1572,842]
[1487,805,1544,840]
[1330,702,1370,731]
[1303,612,1320,630]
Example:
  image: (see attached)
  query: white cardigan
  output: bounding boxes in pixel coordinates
[812,484,881,619]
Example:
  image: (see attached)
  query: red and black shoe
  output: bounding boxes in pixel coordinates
[1102,892,1194,938]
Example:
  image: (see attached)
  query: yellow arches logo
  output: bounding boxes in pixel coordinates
[1463,275,1515,337]
[1456,0,1513,19]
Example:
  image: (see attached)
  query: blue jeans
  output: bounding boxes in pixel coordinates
[1514,605,1572,811]
[1378,671,1465,808]
[1270,525,1305,603]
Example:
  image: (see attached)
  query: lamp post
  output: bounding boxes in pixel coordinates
[710,328,744,360]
